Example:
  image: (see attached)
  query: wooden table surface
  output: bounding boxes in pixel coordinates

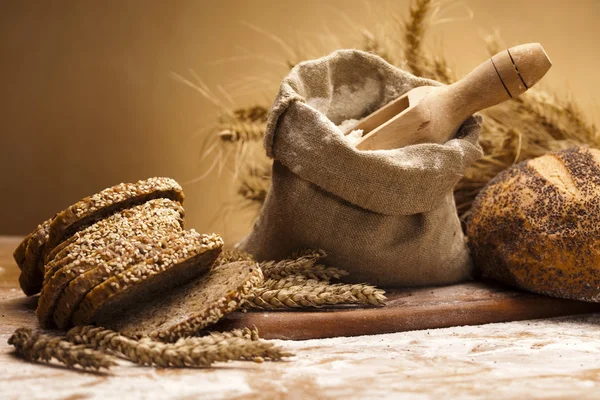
[1,236,599,399]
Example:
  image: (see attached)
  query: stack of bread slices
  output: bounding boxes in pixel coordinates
[14,177,263,340]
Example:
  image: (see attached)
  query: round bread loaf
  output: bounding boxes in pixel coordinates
[467,147,600,302]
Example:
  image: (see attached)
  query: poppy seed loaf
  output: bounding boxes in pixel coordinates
[467,147,600,302]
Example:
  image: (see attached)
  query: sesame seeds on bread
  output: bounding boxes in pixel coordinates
[72,231,224,327]
[468,147,600,302]
[100,261,263,341]
[15,177,184,297]
[36,201,185,328]
[14,177,255,337]
[43,199,184,284]
[53,233,181,330]
[44,177,184,261]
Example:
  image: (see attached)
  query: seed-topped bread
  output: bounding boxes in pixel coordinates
[53,232,183,330]
[72,231,223,327]
[468,147,600,302]
[43,199,184,284]
[16,178,184,297]
[100,261,263,341]
[36,203,184,328]
[17,219,53,296]
[44,177,184,261]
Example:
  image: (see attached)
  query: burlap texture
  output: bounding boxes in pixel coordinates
[239,49,483,287]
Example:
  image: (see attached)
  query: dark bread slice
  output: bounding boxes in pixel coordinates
[72,231,223,327]
[43,199,184,284]
[18,219,53,296]
[14,217,54,270]
[43,177,184,263]
[36,203,184,328]
[14,233,33,270]
[101,261,263,341]
[53,231,180,330]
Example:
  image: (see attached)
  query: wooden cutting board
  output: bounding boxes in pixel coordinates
[1,237,599,340]
[216,282,600,339]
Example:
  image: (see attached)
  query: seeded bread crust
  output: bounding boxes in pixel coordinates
[44,177,184,261]
[43,199,184,284]
[468,147,600,302]
[18,219,53,296]
[17,178,184,297]
[53,231,183,330]
[72,231,223,326]
[101,261,263,341]
[36,204,184,328]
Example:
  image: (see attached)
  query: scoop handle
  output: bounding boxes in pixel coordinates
[440,43,552,123]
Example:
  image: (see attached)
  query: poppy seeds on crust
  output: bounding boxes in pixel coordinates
[468,147,600,302]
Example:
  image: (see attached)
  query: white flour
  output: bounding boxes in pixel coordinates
[337,118,363,146]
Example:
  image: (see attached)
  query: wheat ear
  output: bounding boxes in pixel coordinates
[9,327,116,370]
[67,326,292,367]
[244,280,386,309]
[260,250,349,280]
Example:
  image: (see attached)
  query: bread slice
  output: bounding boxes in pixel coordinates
[468,147,600,302]
[53,231,181,330]
[72,231,223,327]
[98,261,262,341]
[16,178,184,297]
[43,199,184,284]
[14,217,54,271]
[44,177,184,262]
[36,202,184,328]
[18,219,53,296]
[14,233,33,270]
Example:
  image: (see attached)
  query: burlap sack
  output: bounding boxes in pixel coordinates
[239,49,483,287]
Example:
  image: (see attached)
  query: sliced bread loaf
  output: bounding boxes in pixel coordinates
[44,177,184,261]
[99,261,263,341]
[36,203,184,328]
[18,219,53,296]
[43,199,184,284]
[53,232,181,330]
[17,177,184,297]
[72,231,223,327]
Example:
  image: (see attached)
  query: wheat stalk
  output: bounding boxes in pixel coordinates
[8,327,116,371]
[259,250,349,281]
[67,326,292,367]
[244,279,386,309]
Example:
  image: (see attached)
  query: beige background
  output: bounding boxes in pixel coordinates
[1,0,598,244]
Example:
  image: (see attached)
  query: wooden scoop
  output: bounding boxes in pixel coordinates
[353,43,552,150]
